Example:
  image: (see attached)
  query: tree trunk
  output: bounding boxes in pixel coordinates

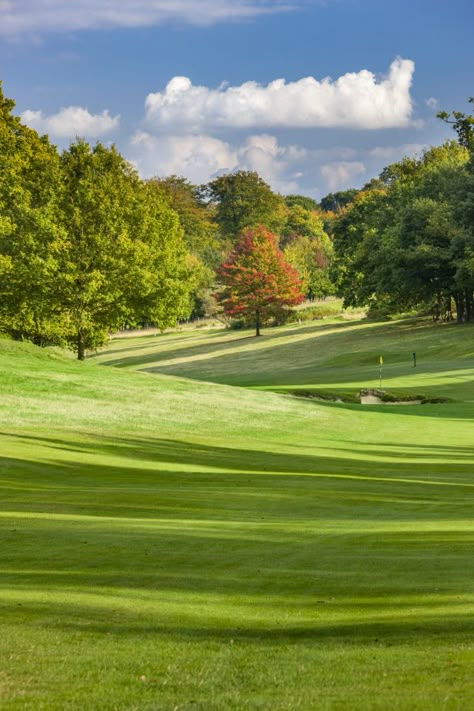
[454,292,464,323]
[255,310,261,337]
[77,329,85,361]
[465,289,473,322]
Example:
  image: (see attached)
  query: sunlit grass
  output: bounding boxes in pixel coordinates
[1,320,474,709]
[94,317,474,400]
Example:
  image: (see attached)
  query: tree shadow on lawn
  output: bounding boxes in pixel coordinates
[141,332,474,394]
[1,434,474,552]
[332,440,474,462]
[2,522,473,594]
[95,329,236,361]
[38,612,474,645]
[316,442,474,464]
[2,494,474,640]
[2,579,474,646]
[3,431,474,485]
[293,396,474,421]
[98,317,460,372]
[2,432,473,645]
[96,321,357,370]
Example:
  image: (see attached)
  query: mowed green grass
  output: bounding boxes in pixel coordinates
[94,317,474,401]
[1,318,474,709]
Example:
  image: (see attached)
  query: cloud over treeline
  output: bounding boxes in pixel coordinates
[21,106,120,138]
[130,131,304,193]
[145,59,415,131]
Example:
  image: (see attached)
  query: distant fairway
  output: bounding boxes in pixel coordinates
[1,318,474,709]
[95,316,474,402]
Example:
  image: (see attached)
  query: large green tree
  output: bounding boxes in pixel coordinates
[57,141,190,359]
[150,176,219,319]
[319,189,358,213]
[150,176,219,264]
[0,83,67,345]
[285,194,320,212]
[204,171,287,242]
[332,141,472,319]
[437,100,474,320]
[280,203,326,248]
[438,98,474,152]
[280,201,335,299]
[284,234,334,301]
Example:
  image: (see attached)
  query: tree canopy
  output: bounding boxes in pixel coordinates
[218,225,304,336]
[331,140,474,320]
[0,83,65,345]
[204,171,287,242]
[3,80,474,350]
[0,87,192,358]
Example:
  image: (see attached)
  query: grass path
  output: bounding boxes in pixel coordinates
[1,320,474,709]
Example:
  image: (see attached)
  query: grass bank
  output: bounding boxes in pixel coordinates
[1,320,474,709]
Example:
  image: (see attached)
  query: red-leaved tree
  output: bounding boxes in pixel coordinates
[217,225,304,336]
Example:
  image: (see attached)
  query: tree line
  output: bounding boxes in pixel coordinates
[0,87,190,359]
[330,101,474,322]
[1,81,473,359]
[0,83,336,355]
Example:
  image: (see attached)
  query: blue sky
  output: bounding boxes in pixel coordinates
[1,0,473,198]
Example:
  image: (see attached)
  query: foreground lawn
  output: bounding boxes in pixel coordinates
[1,324,474,709]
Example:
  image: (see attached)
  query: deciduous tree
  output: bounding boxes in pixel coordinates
[218,225,304,336]
[204,171,287,242]
[150,176,219,265]
[57,141,190,359]
[284,234,334,301]
[0,83,66,345]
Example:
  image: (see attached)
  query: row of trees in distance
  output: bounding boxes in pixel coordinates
[1,80,474,358]
[0,81,336,355]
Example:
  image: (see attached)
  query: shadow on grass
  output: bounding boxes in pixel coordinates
[269,390,474,420]
[3,431,474,482]
[2,587,474,645]
[1,431,473,547]
[132,324,474,400]
[1,429,473,646]
[95,328,242,362]
[96,321,359,370]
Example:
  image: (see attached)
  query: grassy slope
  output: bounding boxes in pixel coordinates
[1,320,474,709]
[94,317,474,401]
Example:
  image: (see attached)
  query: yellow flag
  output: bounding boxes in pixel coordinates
[379,355,383,365]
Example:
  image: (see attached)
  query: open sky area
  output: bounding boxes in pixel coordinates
[1,0,473,198]
[0,0,474,198]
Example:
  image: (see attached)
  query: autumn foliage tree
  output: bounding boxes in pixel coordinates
[217,225,304,336]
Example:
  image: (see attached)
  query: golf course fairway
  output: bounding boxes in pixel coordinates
[1,316,473,709]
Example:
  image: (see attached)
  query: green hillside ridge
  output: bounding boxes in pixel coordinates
[94,317,474,403]
[1,322,474,709]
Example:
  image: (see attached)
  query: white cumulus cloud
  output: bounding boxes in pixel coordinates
[237,134,306,193]
[0,0,296,36]
[21,106,120,138]
[130,131,306,192]
[320,161,366,191]
[144,59,415,131]
[130,131,238,184]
